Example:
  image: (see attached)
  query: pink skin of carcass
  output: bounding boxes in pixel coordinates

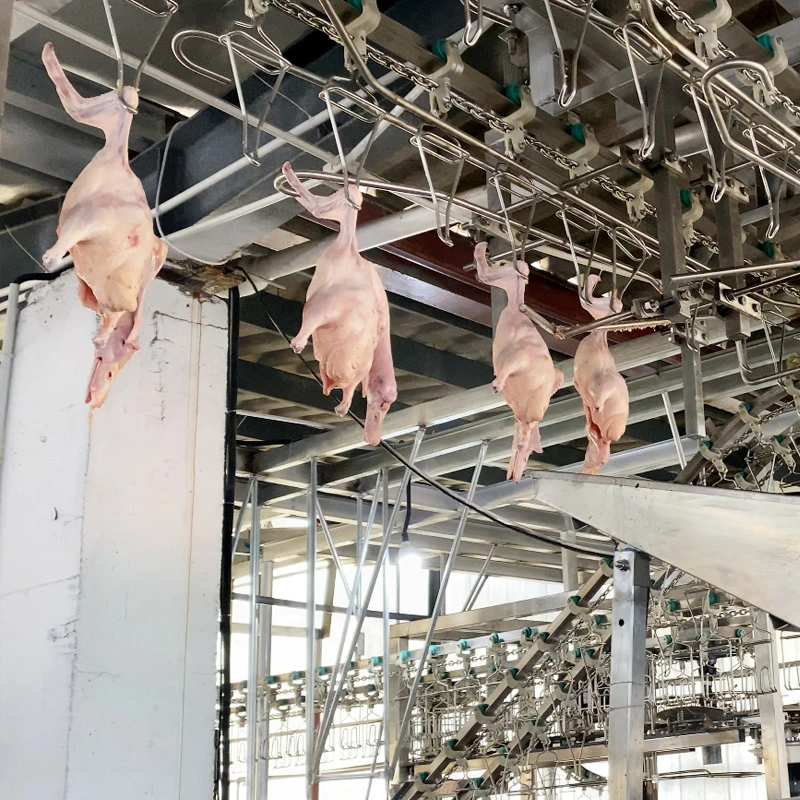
[572,275,630,474]
[282,162,397,445]
[40,43,167,408]
[474,243,564,482]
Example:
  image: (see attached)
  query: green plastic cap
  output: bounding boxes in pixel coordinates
[522,627,534,638]
[459,638,470,651]
[400,650,411,662]
[680,188,693,210]
[667,599,680,612]
[759,240,776,258]
[371,656,382,667]
[757,33,775,55]
[567,122,586,144]
[504,84,521,105]
[665,634,673,645]
[431,39,448,61]
[490,633,502,644]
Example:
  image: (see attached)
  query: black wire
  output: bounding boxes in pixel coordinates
[401,478,411,544]
[237,267,611,558]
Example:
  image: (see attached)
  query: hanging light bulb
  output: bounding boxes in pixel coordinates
[398,530,421,569]
[398,480,421,569]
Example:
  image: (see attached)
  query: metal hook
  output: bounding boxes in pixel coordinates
[411,127,467,246]
[101,0,126,93]
[321,82,360,209]
[687,80,726,203]
[620,24,666,160]
[558,0,595,108]
[463,0,485,47]
[745,125,780,240]
[130,0,179,92]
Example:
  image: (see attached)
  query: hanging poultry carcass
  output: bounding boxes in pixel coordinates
[474,243,564,482]
[573,275,630,474]
[281,162,397,445]
[40,43,167,408]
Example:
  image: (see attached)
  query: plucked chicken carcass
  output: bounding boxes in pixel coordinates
[282,162,397,445]
[573,275,630,474]
[40,43,167,408]
[474,243,564,482]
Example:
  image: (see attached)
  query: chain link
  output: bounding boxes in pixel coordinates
[270,0,649,215]
[655,0,800,120]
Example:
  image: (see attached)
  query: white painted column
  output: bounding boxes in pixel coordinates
[0,273,228,800]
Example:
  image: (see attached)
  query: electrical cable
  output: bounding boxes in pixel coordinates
[401,478,411,545]
[236,266,612,558]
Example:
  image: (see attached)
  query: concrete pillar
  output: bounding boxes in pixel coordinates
[0,273,228,799]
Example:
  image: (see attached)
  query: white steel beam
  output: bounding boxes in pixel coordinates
[530,473,800,628]
[254,331,689,474]
[242,187,486,283]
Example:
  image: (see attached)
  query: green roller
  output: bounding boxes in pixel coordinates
[431,39,448,61]
[503,84,522,105]
[567,122,586,144]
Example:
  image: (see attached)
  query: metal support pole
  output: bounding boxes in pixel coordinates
[246,482,260,800]
[754,611,790,800]
[316,498,352,602]
[681,344,706,440]
[608,548,650,800]
[661,392,687,469]
[648,77,706,440]
[560,517,579,592]
[306,458,317,799]
[313,429,426,768]
[257,559,273,800]
[648,76,688,300]
[382,473,391,785]
[710,122,751,343]
[462,544,496,612]
[388,633,410,786]
[390,442,488,773]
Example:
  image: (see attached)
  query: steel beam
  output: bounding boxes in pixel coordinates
[390,591,574,639]
[254,330,687,473]
[418,729,743,773]
[272,329,793,488]
[531,473,800,628]
[239,296,494,389]
[608,549,649,800]
[238,359,368,417]
[754,611,791,800]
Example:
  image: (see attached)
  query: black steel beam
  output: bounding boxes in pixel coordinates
[235,414,327,443]
[238,358,368,418]
[240,295,494,389]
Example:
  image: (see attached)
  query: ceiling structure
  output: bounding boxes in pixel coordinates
[4,0,800,580]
